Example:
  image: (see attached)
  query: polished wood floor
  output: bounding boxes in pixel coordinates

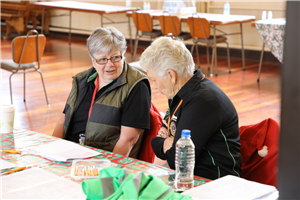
[1,34,281,136]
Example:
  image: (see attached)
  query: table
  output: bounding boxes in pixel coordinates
[255,18,285,81]
[1,129,210,197]
[34,1,140,45]
[127,11,255,74]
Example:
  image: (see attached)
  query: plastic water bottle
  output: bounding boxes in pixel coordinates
[268,11,273,20]
[223,2,230,15]
[144,2,150,10]
[126,0,131,8]
[175,129,195,192]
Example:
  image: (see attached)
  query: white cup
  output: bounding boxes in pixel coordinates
[262,11,266,20]
[1,105,15,133]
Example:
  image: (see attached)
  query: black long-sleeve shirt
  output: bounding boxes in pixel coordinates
[151,69,242,180]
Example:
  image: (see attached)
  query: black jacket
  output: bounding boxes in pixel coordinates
[151,69,242,180]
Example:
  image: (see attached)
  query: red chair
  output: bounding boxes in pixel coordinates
[239,118,280,187]
[138,102,162,163]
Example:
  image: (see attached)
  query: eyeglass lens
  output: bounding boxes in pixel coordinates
[95,55,122,65]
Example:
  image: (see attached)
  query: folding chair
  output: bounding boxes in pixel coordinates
[132,11,162,61]
[187,13,231,75]
[158,11,191,40]
[0,29,49,105]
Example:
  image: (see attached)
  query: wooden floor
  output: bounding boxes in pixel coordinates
[1,34,282,136]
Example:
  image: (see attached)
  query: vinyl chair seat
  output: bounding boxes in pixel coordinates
[141,29,162,37]
[1,59,36,71]
[166,32,192,40]
[197,35,227,45]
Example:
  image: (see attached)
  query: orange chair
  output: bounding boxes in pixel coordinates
[138,102,162,163]
[239,118,280,187]
[132,11,162,61]
[187,13,231,75]
[0,29,49,105]
[158,12,191,40]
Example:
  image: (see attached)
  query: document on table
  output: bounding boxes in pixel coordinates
[26,139,101,161]
[1,159,17,170]
[182,175,279,200]
[2,167,86,199]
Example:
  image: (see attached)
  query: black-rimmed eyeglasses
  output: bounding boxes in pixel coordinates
[94,55,122,65]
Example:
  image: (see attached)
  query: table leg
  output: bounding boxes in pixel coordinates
[213,25,218,76]
[101,14,103,27]
[128,17,133,58]
[41,8,45,34]
[240,23,245,70]
[69,11,72,45]
[257,42,265,82]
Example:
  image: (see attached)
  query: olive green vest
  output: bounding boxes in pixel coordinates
[63,62,150,158]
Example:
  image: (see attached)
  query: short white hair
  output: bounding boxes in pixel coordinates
[139,37,194,79]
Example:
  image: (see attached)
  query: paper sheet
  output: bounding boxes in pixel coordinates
[2,167,86,199]
[26,139,101,161]
[1,159,18,170]
[182,175,278,200]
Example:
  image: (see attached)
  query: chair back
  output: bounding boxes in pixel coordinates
[132,11,153,33]
[138,102,162,163]
[158,12,181,36]
[187,14,210,39]
[239,118,280,187]
[12,30,46,67]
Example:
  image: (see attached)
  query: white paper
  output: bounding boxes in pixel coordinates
[2,167,86,199]
[26,139,101,161]
[182,175,278,200]
[1,159,18,170]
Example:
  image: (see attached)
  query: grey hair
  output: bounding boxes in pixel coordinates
[87,26,127,58]
[139,37,194,79]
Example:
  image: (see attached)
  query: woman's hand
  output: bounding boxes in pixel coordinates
[163,137,174,153]
[157,126,169,138]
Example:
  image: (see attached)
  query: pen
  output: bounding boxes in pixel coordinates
[5,166,26,175]
[1,149,22,154]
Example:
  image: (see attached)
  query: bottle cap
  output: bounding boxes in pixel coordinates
[181,129,191,137]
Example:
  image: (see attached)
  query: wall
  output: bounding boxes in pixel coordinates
[33,0,286,52]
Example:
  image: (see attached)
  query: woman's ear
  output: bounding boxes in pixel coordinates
[167,69,177,84]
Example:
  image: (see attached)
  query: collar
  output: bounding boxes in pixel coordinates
[174,69,205,100]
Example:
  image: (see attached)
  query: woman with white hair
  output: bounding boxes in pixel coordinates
[52,26,151,158]
[140,37,241,180]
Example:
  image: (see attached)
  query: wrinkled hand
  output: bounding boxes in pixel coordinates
[163,137,174,154]
[157,126,168,138]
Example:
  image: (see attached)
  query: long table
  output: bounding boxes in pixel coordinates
[127,10,255,75]
[34,1,140,45]
[1,129,210,198]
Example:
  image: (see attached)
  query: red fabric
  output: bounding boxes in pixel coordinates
[239,118,280,187]
[138,102,162,163]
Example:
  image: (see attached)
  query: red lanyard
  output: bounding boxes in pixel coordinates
[88,75,99,117]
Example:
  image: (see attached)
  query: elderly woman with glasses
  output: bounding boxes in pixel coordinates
[52,26,151,158]
[140,37,241,180]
